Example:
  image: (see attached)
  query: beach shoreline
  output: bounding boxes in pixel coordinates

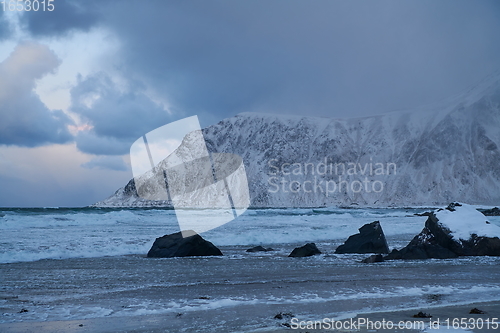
[1,300,498,332]
[2,208,499,332]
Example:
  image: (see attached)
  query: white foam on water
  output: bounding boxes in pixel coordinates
[206,210,425,246]
[1,208,498,264]
[0,208,426,263]
[4,283,499,324]
[265,284,500,306]
[0,209,178,263]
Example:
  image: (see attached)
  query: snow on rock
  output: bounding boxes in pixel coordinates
[384,202,500,260]
[435,203,500,241]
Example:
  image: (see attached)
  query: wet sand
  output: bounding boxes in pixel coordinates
[1,300,498,332]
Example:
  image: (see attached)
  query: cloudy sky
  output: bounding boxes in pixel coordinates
[0,0,499,207]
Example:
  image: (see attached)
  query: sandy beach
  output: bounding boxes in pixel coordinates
[1,300,498,332]
[1,208,499,332]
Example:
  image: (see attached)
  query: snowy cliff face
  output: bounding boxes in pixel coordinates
[95,74,500,207]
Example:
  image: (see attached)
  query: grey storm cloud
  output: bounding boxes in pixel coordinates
[71,72,173,155]
[82,155,129,172]
[74,131,130,156]
[89,0,500,120]
[20,0,100,37]
[0,10,12,40]
[0,42,73,147]
[21,1,500,121]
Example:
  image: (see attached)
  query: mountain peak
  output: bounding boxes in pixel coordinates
[95,72,500,208]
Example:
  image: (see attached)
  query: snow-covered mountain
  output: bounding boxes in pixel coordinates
[95,73,500,207]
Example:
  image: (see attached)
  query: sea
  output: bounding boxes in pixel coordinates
[1,207,499,332]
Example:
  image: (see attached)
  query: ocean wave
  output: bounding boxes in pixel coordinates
[0,208,426,263]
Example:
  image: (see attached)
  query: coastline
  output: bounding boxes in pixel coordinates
[1,300,498,332]
[2,208,499,332]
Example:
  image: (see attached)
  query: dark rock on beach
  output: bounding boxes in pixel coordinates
[288,243,321,257]
[385,243,458,260]
[445,202,462,211]
[335,221,389,254]
[361,254,385,263]
[413,311,432,318]
[274,312,294,320]
[386,203,500,260]
[246,246,274,252]
[147,230,223,258]
[414,211,432,217]
[481,207,500,216]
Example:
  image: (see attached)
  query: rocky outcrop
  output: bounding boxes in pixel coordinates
[361,254,385,263]
[246,246,274,252]
[147,231,223,258]
[414,212,432,217]
[481,207,500,216]
[385,203,500,260]
[335,221,389,254]
[288,243,321,257]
